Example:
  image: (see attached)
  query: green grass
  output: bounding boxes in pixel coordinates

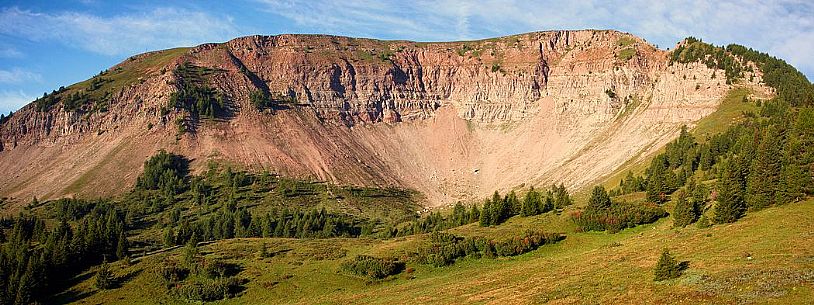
[57,47,190,112]
[617,48,636,61]
[692,87,757,140]
[617,36,636,47]
[56,197,814,304]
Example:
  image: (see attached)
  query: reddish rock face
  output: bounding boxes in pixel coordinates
[0,30,770,207]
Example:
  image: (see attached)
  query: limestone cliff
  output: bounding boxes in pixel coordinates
[0,30,770,206]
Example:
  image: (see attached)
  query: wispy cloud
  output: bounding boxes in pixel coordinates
[0,89,34,114]
[0,68,41,84]
[0,7,242,56]
[0,46,22,58]
[258,0,814,78]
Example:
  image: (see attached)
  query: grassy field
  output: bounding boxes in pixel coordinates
[56,197,814,304]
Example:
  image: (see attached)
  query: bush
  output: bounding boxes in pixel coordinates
[572,199,667,233]
[136,150,189,194]
[173,277,242,302]
[341,255,405,279]
[492,231,565,257]
[413,231,564,267]
[249,90,273,110]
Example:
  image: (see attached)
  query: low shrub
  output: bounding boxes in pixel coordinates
[341,255,405,279]
[572,200,667,233]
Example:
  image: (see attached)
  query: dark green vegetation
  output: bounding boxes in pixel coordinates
[653,249,684,281]
[157,243,244,302]
[340,255,405,279]
[411,231,564,267]
[609,103,814,228]
[169,62,227,123]
[573,186,667,232]
[0,201,128,305]
[479,184,571,227]
[0,111,12,125]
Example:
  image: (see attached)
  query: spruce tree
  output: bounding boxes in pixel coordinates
[588,186,611,211]
[746,125,782,210]
[469,205,480,223]
[553,183,572,208]
[778,136,807,203]
[714,159,746,223]
[15,261,35,305]
[479,200,492,227]
[672,190,697,227]
[521,187,539,216]
[646,156,671,203]
[653,248,681,281]
[116,231,129,260]
[95,260,114,290]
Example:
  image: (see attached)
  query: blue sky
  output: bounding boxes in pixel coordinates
[1,0,813,114]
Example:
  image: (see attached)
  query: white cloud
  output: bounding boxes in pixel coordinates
[0,46,22,58]
[0,7,242,56]
[257,0,814,78]
[0,68,41,84]
[0,89,33,114]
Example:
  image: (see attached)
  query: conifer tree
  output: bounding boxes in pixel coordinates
[778,136,807,203]
[15,261,35,305]
[469,205,480,223]
[672,190,697,227]
[552,183,572,208]
[588,186,611,211]
[95,260,114,290]
[653,248,682,281]
[116,231,129,260]
[479,199,492,227]
[714,159,746,223]
[746,125,782,210]
[521,187,539,216]
[646,156,672,203]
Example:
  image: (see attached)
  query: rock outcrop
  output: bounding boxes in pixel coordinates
[0,30,770,206]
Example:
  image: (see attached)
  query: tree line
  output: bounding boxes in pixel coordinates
[0,202,128,305]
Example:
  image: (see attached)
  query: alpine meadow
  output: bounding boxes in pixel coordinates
[1,2,814,304]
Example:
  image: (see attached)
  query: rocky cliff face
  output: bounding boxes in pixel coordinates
[0,30,770,206]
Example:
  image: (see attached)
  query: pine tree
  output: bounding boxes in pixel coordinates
[115,231,129,260]
[778,136,807,203]
[653,248,681,281]
[521,187,539,216]
[15,261,35,305]
[469,205,480,223]
[479,200,492,227]
[646,156,671,203]
[714,159,746,223]
[672,190,697,227]
[588,186,611,211]
[746,125,782,210]
[95,260,114,290]
[552,183,572,208]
